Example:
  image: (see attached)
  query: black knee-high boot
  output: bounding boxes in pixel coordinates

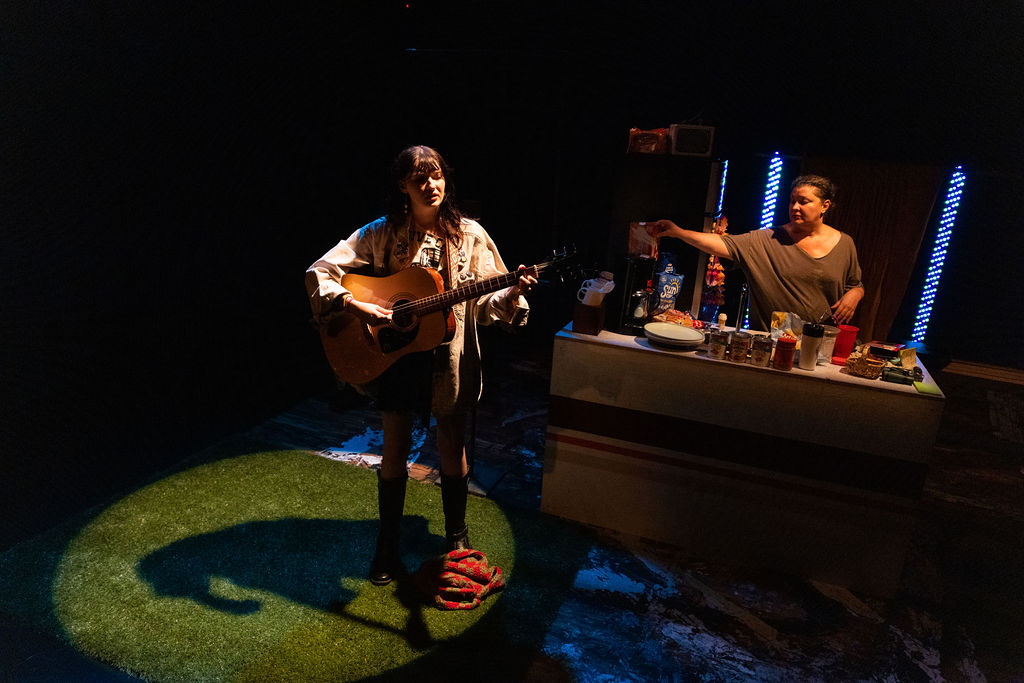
[440,472,471,552]
[370,472,407,586]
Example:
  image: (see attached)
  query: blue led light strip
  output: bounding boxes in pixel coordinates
[760,152,783,229]
[745,153,784,327]
[911,166,966,343]
[717,159,729,215]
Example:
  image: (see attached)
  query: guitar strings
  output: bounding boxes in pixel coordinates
[388,262,552,316]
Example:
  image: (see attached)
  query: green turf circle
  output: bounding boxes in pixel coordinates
[53,450,514,682]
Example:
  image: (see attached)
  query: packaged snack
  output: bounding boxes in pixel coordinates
[769,311,805,348]
[867,341,902,359]
[653,271,684,314]
[628,222,659,259]
[657,252,676,274]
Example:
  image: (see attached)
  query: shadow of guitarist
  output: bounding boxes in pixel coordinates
[137,516,437,650]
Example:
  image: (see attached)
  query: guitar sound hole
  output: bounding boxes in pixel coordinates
[378,300,419,354]
[390,300,417,332]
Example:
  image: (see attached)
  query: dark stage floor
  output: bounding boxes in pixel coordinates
[3,340,1023,682]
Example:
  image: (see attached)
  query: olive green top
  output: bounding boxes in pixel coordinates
[721,227,862,331]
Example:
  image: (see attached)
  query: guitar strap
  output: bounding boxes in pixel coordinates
[441,234,454,292]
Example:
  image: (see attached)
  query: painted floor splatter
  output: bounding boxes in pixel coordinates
[247,358,1022,682]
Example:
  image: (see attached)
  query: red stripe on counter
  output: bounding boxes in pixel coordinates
[548,396,928,500]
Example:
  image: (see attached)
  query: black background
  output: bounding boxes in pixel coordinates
[3,2,1023,545]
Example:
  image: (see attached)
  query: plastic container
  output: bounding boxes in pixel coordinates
[832,324,859,364]
[709,330,729,360]
[728,331,752,363]
[818,325,839,365]
[750,335,773,367]
[772,336,797,371]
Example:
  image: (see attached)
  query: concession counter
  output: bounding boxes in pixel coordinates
[541,325,946,597]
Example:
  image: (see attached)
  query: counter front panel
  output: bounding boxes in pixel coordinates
[542,327,945,597]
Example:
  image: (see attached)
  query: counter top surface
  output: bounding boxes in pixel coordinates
[559,325,944,400]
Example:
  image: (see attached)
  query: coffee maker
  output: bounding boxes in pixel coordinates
[607,255,658,334]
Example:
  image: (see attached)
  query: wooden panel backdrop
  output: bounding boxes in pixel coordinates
[801,158,946,343]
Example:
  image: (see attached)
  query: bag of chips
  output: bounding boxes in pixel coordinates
[653,271,684,314]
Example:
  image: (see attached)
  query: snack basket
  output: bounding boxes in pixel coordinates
[844,347,885,379]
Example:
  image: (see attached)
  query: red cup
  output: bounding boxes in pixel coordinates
[831,324,859,364]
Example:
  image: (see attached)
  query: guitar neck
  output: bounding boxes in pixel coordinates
[413,264,540,315]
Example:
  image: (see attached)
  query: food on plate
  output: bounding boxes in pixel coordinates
[651,309,705,328]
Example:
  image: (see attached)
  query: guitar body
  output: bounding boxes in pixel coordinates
[315,247,576,386]
[319,267,455,385]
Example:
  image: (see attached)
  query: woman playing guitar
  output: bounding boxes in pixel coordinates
[305,145,536,586]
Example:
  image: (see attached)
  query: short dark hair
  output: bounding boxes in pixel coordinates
[792,175,837,205]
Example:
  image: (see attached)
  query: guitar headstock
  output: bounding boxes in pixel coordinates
[534,245,581,285]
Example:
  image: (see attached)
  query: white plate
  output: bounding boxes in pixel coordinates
[643,322,705,347]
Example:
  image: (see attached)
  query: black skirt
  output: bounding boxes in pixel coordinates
[367,349,434,415]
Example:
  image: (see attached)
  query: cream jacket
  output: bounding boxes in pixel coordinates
[305,216,529,415]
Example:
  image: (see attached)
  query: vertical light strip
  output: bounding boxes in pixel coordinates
[716,159,729,215]
[759,152,783,229]
[912,165,966,343]
[745,152,784,328]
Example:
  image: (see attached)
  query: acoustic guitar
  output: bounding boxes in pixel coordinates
[318,249,574,385]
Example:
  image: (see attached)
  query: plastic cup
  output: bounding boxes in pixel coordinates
[818,325,839,365]
[831,324,859,364]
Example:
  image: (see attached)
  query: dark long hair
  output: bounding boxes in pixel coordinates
[385,145,464,246]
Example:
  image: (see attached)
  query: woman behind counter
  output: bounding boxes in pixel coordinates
[305,145,536,586]
[648,175,864,331]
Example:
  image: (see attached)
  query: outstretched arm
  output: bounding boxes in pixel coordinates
[645,220,731,260]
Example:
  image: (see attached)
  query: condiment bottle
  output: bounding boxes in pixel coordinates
[773,336,797,371]
[798,323,824,371]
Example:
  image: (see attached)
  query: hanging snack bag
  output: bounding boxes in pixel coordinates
[628,221,659,259]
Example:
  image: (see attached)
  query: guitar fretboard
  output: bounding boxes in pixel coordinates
[391,264,543,316]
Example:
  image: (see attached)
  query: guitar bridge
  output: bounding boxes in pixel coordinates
[378,324,419,354]
[361,323,376,347]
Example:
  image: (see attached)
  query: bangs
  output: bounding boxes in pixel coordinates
[407,148,443,179]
